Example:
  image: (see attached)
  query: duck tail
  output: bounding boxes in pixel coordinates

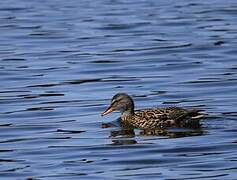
[188,109,206,120]
[177,109,206,128]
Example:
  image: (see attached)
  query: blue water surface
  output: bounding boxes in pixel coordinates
[0,0,237,179]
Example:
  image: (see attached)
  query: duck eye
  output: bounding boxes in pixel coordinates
[112,100,117,105]
[113,98,123,105]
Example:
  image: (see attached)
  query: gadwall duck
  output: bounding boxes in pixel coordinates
[101,93,204,129]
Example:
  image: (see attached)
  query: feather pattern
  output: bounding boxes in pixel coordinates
[122,107,204,129]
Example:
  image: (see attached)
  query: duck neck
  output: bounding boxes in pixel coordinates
[121,109,134,119]
[120,96,135,120]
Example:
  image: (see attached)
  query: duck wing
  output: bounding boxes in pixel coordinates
[134,107,204,129]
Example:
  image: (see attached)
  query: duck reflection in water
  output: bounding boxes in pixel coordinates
[101,93,206,144]
[102,119,204,144]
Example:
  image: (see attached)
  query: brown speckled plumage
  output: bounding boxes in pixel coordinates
[121,107,203,129]
[102,93,204,129]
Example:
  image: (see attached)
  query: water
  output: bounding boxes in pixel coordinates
[0,0,237,179]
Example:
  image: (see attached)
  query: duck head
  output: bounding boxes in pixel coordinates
[101,93,135,117]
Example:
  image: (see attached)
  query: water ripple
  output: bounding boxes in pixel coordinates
[0,0,237,179]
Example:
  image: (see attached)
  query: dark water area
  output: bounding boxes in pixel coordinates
[1,0,237,179]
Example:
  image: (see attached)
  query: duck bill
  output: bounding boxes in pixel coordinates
[101,106,113,116]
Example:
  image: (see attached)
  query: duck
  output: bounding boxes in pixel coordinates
[101,93,205,129]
